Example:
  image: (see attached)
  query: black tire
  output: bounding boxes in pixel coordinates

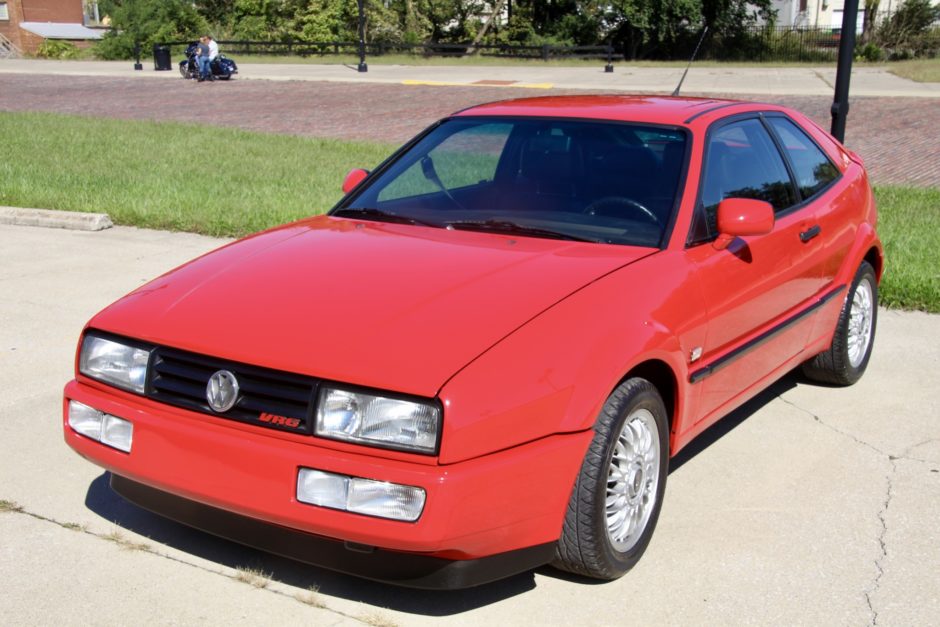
[802,261,878,386]
[179,61,191,79]
[553,377,669,580]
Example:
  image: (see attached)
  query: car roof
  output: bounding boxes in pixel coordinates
[451,95,773,127]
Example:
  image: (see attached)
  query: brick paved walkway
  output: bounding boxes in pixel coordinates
[1,74,937,187]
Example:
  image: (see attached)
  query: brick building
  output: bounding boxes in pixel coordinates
[0,0,103,56]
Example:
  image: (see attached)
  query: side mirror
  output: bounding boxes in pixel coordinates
[713,198,774,250]
[342,168,369,194]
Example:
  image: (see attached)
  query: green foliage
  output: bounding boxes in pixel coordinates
[876,0,940,58]
[230,0,295,41]
[856,42,884,62]
[95,0,208,60]
[36,40,81,59]
[181,0,775,53]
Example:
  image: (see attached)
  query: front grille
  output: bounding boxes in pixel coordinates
[147,347,318,435]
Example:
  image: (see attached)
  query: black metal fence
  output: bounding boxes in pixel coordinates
[161,24,938,65]
[210,39,614,61]
[696,26,847,63]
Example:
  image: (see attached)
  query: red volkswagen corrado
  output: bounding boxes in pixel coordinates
[64,96,882,588]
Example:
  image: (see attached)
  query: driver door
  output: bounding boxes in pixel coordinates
[687,117,824,422]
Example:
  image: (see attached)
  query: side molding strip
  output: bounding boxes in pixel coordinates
[689,285,846,384]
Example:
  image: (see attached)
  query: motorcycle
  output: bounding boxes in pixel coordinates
[178,42,238,81]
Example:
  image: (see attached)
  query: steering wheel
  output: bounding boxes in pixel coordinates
[582,196,659,225]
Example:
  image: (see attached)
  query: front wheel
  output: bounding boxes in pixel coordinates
[553,377,669,580]
[802,261,878,386]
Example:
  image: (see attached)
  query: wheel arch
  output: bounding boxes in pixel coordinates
[617,358,679,454]
[864,245,884,284]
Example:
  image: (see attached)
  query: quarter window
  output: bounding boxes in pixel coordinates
[696,118,797,239]
[768,117,840,199]
[0,3,9,20]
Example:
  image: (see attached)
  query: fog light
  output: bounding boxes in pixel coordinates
[101,414,134,453]
[296,469,347,510]
[68,400,133,453]
[347,477,425,522]
[68,400,102,440]
[296,468,425,522]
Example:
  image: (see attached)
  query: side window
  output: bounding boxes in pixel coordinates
[696,119,797,239]
[378,123,510,203]
[768,117,840,199]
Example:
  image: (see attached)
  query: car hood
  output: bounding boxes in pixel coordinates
[90,216,654,396]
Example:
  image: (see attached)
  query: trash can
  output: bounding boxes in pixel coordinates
[153,44,171,71]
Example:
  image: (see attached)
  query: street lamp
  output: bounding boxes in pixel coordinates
[830,0,860,142]
[357,0,367,72]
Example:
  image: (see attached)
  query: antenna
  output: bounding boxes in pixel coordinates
[672,26,709,97]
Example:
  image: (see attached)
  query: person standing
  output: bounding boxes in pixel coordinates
[195,36,212,82]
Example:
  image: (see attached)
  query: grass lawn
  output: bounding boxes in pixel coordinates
[872,185,940,312]
[1,111,936,312]
[885,58,940,83]
[0,111,395,237]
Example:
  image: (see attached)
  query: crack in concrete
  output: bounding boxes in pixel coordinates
[813,70,835,89]
[898,438,940,465]
[777,395,888,457]
[2,504,374,625]
[864,457,895,627]
[777,394,894,627]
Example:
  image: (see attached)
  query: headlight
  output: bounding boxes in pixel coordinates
[79,334,151,394]
[316,387,440,454]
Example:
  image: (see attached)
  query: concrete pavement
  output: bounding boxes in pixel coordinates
[1,222,938,625]
[1,57,939,98]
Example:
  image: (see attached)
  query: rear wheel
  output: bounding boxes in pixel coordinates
[802,261,878,386]
[553,378,669,579]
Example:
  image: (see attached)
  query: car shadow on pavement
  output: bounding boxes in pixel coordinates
[82,370,802,614]
[668,372,799,473]
[83,473,537,614]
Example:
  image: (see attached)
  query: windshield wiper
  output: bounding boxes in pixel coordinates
[443,219,598,243]
[332,207,439,228]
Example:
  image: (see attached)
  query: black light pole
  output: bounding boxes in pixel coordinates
[830,0,860,143]
[133,39,143,70]
[356,0,368,72]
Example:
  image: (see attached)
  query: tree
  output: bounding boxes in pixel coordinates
[587,0,701,59]
[862,0,880,43]
[230,0,298,41]
[877,0,940,57]
[95,0,208,59]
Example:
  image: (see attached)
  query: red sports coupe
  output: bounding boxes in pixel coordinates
[63,95,882,588]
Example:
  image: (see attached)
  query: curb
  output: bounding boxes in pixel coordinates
[0,207,113,231]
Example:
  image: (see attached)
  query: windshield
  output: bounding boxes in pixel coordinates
[335,117,688,247]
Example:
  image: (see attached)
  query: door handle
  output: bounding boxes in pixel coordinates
[800,225,821,242]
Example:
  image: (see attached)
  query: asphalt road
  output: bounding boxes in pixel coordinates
[1,222,938,626]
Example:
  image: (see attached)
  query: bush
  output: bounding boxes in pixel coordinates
[36,40,81,59]
[857,42,884,62]
[94,0,207,60]
[876,0,940,58]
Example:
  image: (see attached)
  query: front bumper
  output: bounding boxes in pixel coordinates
[111,474,555,589]
[63,380,591,584]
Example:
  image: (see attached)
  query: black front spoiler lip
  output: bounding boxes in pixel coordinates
[110,474,555,590]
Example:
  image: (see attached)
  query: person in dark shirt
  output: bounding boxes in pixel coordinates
[195,36,212,82]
